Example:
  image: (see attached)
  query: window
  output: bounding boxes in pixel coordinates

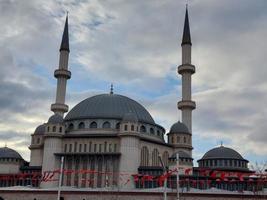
[109,144,112,152]
[157,130,160,136]
[152,149,159,166]
[99,144,102,152]
[59,127,62,132]
[184,136,187,143]
[47,126,50,132]
[124,125,128,131]
[84,144,87,152]
[79,144,82,152]
[64,144,67,152]
[78,122,85,129]
[94,144,97,152]
[177,136,180,143]
[131,125,134,131]
[90,121,97,128]
[37,137,40,144]
[102,121,111,129]
[116,122,120,129]
[89,142,92,152]
[69,123,74,130]
[104,142,107,152]
[162,151,169,166]
[114,144,117,152]
[150,128,154,134]
[53,126,56,132]
[140,125,146,133]
[74,142,77,152]
[69,144,72,152]
[171,136,174,143]
[140,146,149,166]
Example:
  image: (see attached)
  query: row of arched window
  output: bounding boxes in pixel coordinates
[47,125,63,133]
[67,121,163,138]
[170,135,191,144]
[64,141,117,153]
[140,146,169,167]
[198,159,248,168]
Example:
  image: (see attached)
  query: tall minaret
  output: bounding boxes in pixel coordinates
[178,7,196,133]
[50,15,71,117]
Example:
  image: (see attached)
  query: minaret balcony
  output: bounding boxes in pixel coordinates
[178,64,195,74]
[54,69,71,79]
[178,100,196,110]
[51,103,69,113]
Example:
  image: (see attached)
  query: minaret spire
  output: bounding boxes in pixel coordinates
[51,14,71,116]
[60,13,69,52]
[177,6,196,136]
[181,5,191,46]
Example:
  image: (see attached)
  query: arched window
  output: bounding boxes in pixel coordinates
[140,125,146,133]
[177,136,180,143]
[184,136,187,143]
[157,130,160,136]
[59,127,62,132]
[131,125,134,131]
[102,121,111,128]
[90,121,97,128]
[152,149,159,166]
[69,123,74,130]
[78,122,85,129]
[162,151,169,167]
[171,136,174,143]
[52,126,56,132]
[150,128,154,134]
[124,125,128,131]
[116,122,120,129]
[140,146,149,166]
[47,126,50,132]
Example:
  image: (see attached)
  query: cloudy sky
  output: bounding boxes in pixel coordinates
[0,0,266,168]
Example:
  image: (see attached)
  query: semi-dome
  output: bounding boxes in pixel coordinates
[169,121,190,134]
[34,124,45,135]
[65,94,155,124]
[0,147,23,160]
[48,113,64,124]
[201,146,245,160]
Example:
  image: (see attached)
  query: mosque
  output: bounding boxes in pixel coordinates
[0,8,252,190]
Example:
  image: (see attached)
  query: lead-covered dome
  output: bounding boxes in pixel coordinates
[202,146,244,160]
[169,121,190,134]
[65,94,155,124]
[0,147,23,160]
[48,114,64,124]
[34,124,45,135]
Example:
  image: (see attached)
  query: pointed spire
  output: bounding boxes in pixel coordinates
[110,83,114,94]
[181,5,192,46]
[60,13,69,52]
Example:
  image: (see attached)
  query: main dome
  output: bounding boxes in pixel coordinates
[0,147,23,159]
[65,94,155,124]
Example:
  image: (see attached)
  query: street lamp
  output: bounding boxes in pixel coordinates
[158,154,167,200]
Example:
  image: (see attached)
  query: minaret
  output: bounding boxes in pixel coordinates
[177,7,196,133]
[50,15,71,117]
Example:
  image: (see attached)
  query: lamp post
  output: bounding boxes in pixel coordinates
[57,156,64,200]
[176,153,180,200]
[158,154,167,200]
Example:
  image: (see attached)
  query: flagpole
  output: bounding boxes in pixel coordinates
[57,156,64,200]
[176,152,180,200]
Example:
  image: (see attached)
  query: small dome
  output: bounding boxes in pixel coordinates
[0,147,23,160]
[201,146,245,160]
[170,151,192,159]
[34,124,45,135]
[169,121,190,134]
[122,112,138,123]
[48,114,64,124]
